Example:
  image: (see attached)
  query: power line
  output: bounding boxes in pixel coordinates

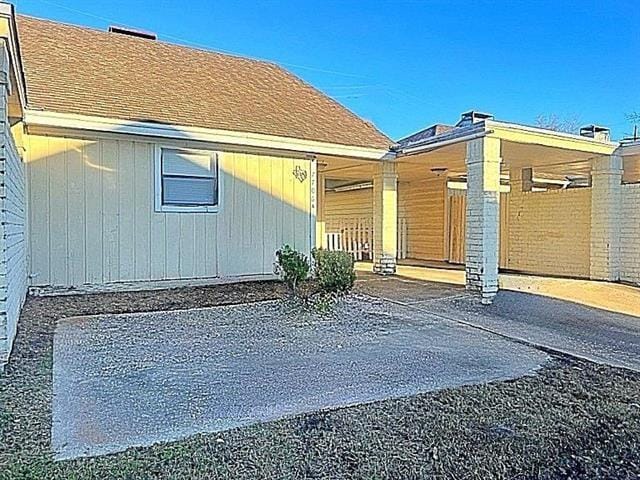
[27,0,440,110]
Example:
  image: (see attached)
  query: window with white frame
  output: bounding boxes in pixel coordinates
[155,147,219,212]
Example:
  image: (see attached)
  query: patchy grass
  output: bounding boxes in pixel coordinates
[1,283,640,479]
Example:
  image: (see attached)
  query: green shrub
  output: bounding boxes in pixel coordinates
[312,248,356,293]
[274,245,310,295]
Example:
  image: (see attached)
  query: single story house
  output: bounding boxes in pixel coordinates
[0,3,637,366]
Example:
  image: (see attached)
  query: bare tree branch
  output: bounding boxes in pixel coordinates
[535,114,581,134]
[625,112,640,140]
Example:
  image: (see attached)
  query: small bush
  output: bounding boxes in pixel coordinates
[274,245,310,295]
[312,249,356,293]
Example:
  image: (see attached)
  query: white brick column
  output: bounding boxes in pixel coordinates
[590,155,623,281]
[465,137,502,303]
[373,161,398,274]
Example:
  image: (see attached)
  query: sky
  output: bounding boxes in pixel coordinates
[14,0,640,140]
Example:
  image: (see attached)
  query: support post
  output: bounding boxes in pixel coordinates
[315,170,326,249]
[465,137,502,304]
[590,154,623,281]
[372,161,397,274]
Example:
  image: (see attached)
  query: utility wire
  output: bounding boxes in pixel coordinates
[26,0,438,109]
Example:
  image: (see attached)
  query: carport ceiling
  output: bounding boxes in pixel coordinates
[397,143,467,180]
[502,141,604,177]
[396,139,607,181]
[318,155,375,181]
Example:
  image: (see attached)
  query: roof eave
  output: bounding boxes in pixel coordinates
[24,109,394,160]
[0,3,27,115]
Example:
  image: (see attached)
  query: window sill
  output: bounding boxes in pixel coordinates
[155,205,219,214]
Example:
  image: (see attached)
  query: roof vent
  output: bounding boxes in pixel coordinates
[579,125,610,142]
[456,111,494,128]
[108,25,157,40]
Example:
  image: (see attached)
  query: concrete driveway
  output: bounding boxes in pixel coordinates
[358,272,640,372]
[52,295,547,460]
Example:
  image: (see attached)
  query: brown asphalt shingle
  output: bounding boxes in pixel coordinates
[17,15,391,149]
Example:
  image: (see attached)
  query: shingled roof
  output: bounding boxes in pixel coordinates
[17,15,391,149]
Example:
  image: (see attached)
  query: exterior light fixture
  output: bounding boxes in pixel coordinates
[430,167,448,176]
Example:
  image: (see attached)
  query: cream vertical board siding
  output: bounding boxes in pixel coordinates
[620,183,640,285]
[323,179,447,261]
[217,153,312,277]
[398,177,447,261]
[324,188,372,231]
[0,128,27,365]
[25,133,313,290]
[508,187,592,278]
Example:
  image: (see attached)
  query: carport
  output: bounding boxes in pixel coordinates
[319,111,640,303]
[396,112,622,302]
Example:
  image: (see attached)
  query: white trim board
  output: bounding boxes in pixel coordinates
[24,109,392,161]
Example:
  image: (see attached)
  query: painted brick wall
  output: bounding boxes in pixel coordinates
[0,126,27,367]
[620,183,640,285]
[508,187,592,278]
[0,40,27,368]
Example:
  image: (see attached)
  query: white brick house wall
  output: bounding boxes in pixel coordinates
[0,126,27,367]
[0,40,27,368]
[620,183,640,285]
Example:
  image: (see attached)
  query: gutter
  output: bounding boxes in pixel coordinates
[400,129,491,156]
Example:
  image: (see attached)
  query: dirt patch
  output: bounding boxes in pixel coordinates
[1,282,640,479]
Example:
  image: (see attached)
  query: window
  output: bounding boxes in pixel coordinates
[155,147,219,213]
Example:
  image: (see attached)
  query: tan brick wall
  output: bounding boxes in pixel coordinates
[508,188,592,278]
[621,183,640,285]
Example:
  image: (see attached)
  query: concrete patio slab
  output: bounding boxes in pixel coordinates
[52,295,547,460]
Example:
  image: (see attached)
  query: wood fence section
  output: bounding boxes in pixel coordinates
[325,216,409,261]
[325,217,372,261]
[448,194,466,264]
[397,217,408,260]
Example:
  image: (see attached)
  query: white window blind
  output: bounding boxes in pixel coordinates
[159,148,218,209]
